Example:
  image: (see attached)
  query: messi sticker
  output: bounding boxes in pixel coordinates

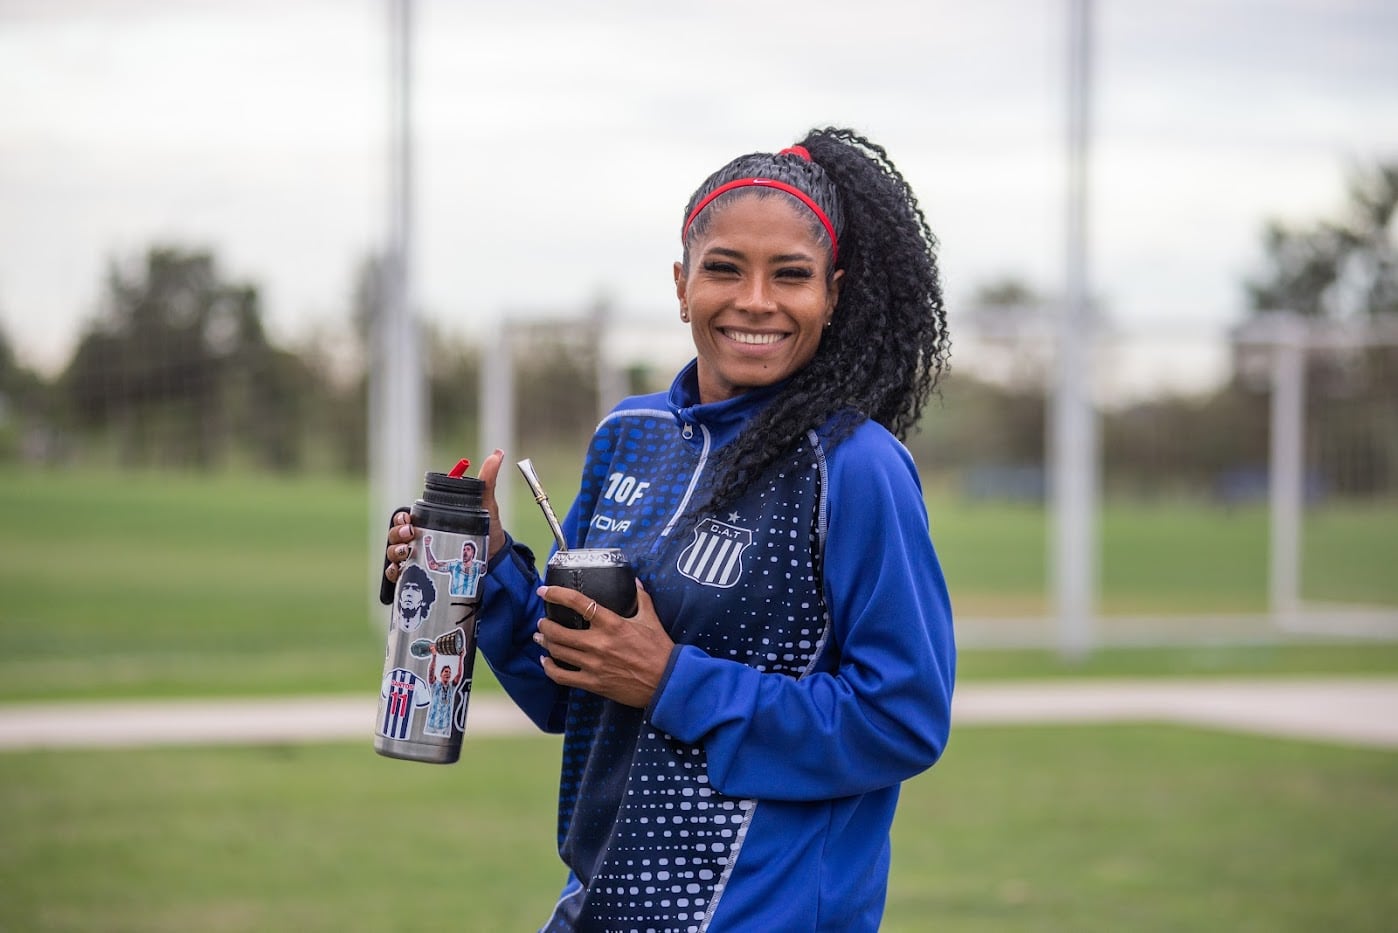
[423,533,486,598]
[379,668,431,739]
[677,517,754,588]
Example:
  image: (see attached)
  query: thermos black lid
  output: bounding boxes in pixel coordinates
[422,472,486,511]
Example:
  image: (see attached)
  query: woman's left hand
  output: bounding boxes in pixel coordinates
[534,580,674,708]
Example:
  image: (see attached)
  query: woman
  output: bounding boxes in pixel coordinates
[383,127,954,931]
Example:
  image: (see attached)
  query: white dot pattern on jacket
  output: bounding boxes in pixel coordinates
[545,413,831,931]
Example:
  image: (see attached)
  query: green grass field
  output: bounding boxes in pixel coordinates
[1,466,1396,701]
[1,466,1396,931]
[2,728,1394,932]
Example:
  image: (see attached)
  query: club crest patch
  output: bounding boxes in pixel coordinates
[677,517,754,588]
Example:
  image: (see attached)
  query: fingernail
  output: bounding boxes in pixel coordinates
[532,632,544,646]
[398,545,410,558]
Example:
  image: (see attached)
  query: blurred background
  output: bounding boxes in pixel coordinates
[1,1,1396,931]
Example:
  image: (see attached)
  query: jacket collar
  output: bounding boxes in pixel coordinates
[666,359,788,449]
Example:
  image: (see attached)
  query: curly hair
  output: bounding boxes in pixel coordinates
[680,127,949,516]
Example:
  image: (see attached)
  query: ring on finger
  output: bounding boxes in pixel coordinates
[582,599,599,624]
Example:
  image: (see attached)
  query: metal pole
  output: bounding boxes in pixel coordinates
[1269,314,1305,623]
[369,0,426,613]
[1052,0,1098,660]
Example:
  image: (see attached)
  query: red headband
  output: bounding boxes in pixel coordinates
[682,148,838,261]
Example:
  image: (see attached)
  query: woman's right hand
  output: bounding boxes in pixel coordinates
[383,448,508,586]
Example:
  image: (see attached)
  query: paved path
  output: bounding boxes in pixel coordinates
[1,677,1395,752]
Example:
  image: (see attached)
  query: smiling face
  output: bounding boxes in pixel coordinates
[675,193,842,405]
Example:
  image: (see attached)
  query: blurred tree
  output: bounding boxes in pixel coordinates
[223,285,313,471]
[293,252,475,475]
[956,278,1047,463]
[61,246,308,470]
[63,248,216,466]
[0,322,57,462]
[291,255,379,474]
[425,320,480,456]
[964,276,1054,393]
[911,277,1049,496]
[1246,162,1398,318]
[513,321,597,456]
[1100,389,1270,500]
[1240,160,1398,497]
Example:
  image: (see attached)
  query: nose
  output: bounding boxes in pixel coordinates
[737,276,778,314]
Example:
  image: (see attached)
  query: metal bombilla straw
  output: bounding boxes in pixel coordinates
[516,459,569,553]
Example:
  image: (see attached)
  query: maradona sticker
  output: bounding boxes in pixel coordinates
[677,517,754,588]
[393,564,438,633]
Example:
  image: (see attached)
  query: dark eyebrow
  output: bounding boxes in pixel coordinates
[702,247,744,260]
[703,246,817,264]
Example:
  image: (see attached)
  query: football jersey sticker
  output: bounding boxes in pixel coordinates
[378,668,430,739]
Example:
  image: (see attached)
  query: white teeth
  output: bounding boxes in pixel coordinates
[725,330,782,346]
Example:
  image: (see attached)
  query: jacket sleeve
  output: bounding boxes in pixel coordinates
[646,428,956,801]
[474,531,566,732]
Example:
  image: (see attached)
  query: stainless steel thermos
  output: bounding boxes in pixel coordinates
[374,469,489,764]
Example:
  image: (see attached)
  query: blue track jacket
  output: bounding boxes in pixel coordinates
[476,361,955,932]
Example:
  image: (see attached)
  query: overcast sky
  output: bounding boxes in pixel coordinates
[2,0,1397,377]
